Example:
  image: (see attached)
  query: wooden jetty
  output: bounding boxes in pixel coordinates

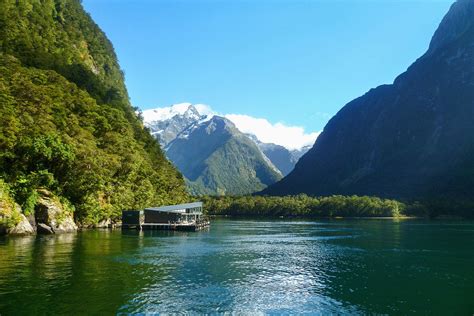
[122,202,210,231]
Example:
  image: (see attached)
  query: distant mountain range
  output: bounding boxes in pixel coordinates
[263,0,474,205]
[143,104,310,194]
[249,135,311,177]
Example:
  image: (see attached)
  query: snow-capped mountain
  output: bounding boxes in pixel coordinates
[142,103,206,147]
[166,115,282,195]
[142,103,312,193]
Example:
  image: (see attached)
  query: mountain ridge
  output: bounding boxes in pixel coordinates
[262,0,474,207]
[143,104,309,192]
[166,115,283,195]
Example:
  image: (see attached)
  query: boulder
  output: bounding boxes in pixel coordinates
[53,217,77,233]
[37,223,54,234]
[8,214,35,235]
[35,189,77,233]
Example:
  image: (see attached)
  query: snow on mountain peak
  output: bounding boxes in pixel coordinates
[142,103,204,123]
[141,103,319,151]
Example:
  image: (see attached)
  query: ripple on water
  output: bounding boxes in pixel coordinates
[1,219,473,315]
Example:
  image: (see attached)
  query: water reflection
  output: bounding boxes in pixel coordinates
[0,219,473,315]
[118,221,364,314]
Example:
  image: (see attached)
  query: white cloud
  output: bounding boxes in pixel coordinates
[225,114,320,150]
[194,104,216,117]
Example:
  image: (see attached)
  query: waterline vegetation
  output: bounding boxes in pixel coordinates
[202,194,430,218]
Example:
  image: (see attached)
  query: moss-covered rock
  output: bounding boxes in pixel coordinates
[0,180,34,235]
[8,214,35,235]
[35,189,77,233]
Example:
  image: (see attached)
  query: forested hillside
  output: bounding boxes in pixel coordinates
[0,0,188,226]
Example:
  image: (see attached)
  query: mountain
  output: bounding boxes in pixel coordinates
[290,145,312,162]
[263,0,474,208]
[143,104,292,194]
[143,104,310,184]
[256,142,311,176]
[143,103,205,147]
[0,0,188,226]
[166,116,282,195]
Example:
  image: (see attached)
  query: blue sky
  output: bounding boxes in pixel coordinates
[82,0,453,134]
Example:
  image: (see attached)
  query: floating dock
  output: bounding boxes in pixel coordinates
[141,220,210,232]
[122,202,210,231]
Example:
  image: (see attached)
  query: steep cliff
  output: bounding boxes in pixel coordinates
[0,0,188,225]
[263,0,474,208]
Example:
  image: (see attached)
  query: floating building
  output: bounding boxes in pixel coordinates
[122,202,209,231]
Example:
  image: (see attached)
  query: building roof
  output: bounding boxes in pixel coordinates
[144,202,203,214]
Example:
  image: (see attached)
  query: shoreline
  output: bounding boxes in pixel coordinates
[205,214,471,220]
[2,215,471,238]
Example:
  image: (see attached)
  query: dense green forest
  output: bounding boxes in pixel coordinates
[0,0,188,226]
[202,195,432,217]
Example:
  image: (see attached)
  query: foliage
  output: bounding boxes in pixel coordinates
[202,194,412,218]
[0,1,189,224]
[0,0,127,107]
[11,171,51,216]
[0,180,22,228]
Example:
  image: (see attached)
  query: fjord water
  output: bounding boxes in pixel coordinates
[0,219,473,314]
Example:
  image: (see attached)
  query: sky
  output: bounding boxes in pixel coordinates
[82,0,453,147]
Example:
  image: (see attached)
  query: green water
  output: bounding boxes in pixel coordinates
[0,219,473,315]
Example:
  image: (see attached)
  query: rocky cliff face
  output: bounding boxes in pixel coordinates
[35,189,77,234]
[263,0,474,202]
[428,0,474,55]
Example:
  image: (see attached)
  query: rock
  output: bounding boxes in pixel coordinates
[37,223,54,234]
[26,213,36,227]
[53,217,77,233]
[35,189,77,233]
[96,218,111,228]
[428,0,474,55]
[8,214,35,235]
